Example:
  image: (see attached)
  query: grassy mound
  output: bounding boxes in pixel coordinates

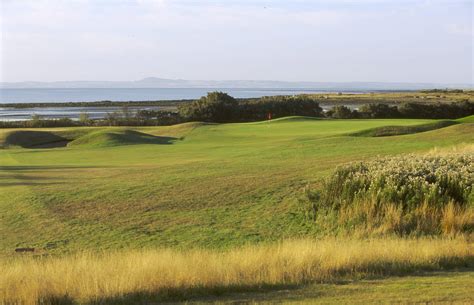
[350,120,458,137]
[303,153,474,236]
[68,129,176,147]
[254,116,322,124]
[0,130,69,148]
[138,121,215,139]
[457,115,474,123]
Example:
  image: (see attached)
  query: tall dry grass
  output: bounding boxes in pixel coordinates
[1,238,473,305]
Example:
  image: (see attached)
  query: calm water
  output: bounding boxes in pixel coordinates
[0,106,172,121]
[0,88,335,104]
[0,88,355,121]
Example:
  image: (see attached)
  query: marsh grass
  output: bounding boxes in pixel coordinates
[1,238,473,305]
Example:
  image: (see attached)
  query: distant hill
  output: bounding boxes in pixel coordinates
[1,77,472,90]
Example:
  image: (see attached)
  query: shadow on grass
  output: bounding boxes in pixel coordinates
[0,166,103,171]
[38,295,76,305]
[33,267,474,305]
[83,284,302,305]
[0,181,65,187]
[68,130,178,147]
[349,120,459,137]
[3,131,70,148]
[0,166,102,187]
[33,284,302,305]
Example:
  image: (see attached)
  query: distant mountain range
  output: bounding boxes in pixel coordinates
[1,77,471,90]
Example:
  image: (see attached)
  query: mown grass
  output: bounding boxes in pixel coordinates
[1,238,473,305]
[190,271,474,304]
[1,118,473,254]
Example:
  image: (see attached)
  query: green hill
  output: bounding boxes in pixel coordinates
[457,115,474,123]
[0,118,473,255]
[68,129,177,147]
[349,120,458,137]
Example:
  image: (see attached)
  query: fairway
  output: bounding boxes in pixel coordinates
[1,118,473,254]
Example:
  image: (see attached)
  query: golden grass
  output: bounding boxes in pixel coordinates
[1,238,473,305]
[426,142,474,155]
[334,199,474,237]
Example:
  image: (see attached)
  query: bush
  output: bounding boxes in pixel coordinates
[239,95,323,121]
[359,103,399,118]
[328,105,357,119]
[399,101,474,119]
[178,92,238,123]
[178,93,323,122]
[302,154,474,236]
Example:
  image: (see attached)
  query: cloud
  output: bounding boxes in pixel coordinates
[445,23,473,36]
[1,0,472,83]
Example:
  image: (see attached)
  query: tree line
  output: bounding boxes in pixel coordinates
[178,92,473,121]
[326,101,474,119]
[0,91,472,128]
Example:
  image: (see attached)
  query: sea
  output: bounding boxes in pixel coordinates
[0,88,353,121]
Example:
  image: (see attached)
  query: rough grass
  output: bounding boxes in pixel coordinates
[1,238,472,305]
[303,151,474,236]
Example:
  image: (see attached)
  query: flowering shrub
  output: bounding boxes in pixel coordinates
[304,154,474,235]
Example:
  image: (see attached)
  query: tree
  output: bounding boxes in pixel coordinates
[330,105,355,119]
[105,111,121,126]
[121,106,133,122]
[178,91,238,122]
[240,95,323,121]
[359,103,399,118]
[79,112,91,126]
[29,114,42,127]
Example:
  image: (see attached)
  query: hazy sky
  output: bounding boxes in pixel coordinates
[1,0,472,83]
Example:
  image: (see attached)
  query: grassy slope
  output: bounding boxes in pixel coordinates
[1,118,473,254]
[457,115,474,123]
[349,120,458,137]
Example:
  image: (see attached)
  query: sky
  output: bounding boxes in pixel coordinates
[1,0,472,84]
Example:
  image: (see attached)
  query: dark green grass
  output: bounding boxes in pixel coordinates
[0,118,473,255]
[349,120,458,137]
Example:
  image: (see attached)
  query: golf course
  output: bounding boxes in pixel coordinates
[1,115,473,304]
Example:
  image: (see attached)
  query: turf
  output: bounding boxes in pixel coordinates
[0,118,473,254]
[188,270,474,304]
